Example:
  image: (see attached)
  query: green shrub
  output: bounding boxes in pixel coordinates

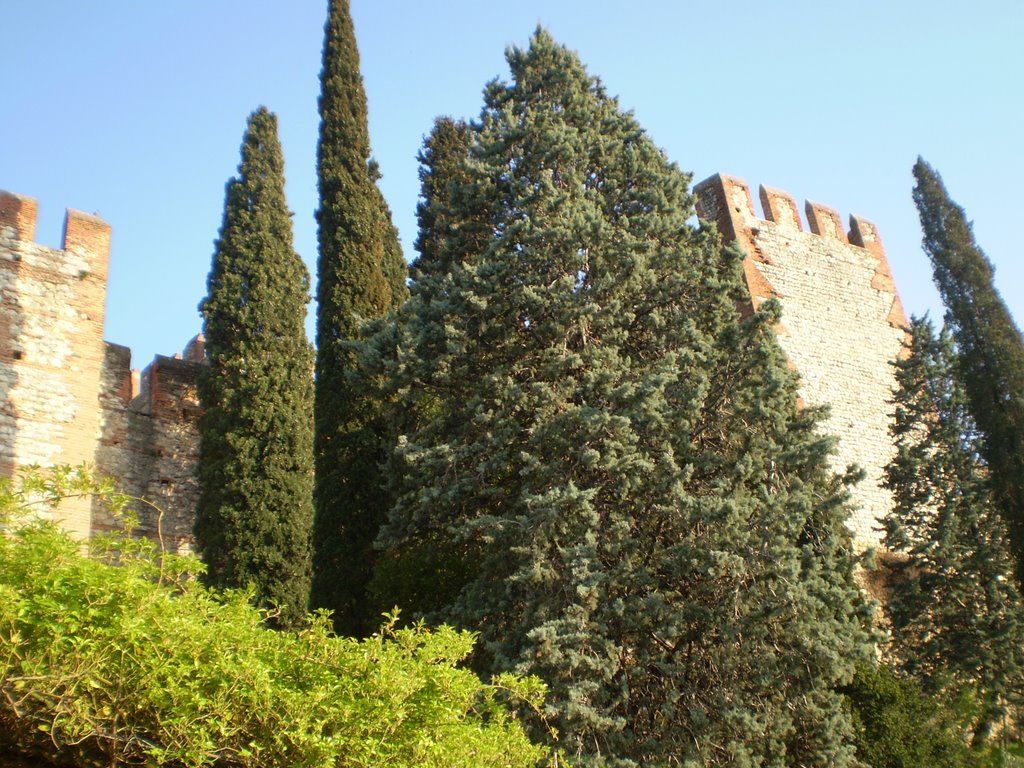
[842,663,979,768]
[0,468,551,767]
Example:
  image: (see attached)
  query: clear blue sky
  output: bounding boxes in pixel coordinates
[4,1,1021,367]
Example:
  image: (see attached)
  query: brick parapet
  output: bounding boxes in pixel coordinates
[127,355,203,551]
[806,201,849,243]
[694,175,778,311]
[0,190,40,242]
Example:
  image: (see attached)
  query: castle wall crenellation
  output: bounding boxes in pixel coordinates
[0,189,202,546]
[2,179,909,555]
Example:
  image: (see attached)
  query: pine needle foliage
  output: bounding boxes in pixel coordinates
[364,116,486,622]
[311,0,408,636]
[912,159,1024,585]
[195,107,314,629]
[883,316,1024,743]
[373,29,872,767]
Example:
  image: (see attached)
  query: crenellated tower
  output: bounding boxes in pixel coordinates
[0,191,112,537]
[695,174,908,550]
[0,190,204,548]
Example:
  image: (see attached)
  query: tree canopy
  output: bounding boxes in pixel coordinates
[195,107,314,628]
[311,0,408,636]
[912,158,1024,585]
[883,316,1024,744]
[371,29,871,767]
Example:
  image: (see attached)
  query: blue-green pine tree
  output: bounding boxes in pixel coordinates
[373,30,871,767]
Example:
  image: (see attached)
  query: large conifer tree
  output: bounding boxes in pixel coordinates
[913,159,1024,583]
[373,30,870,767]
[311,0,407,635]
[883,317,1024,744]
[195,107,315,629]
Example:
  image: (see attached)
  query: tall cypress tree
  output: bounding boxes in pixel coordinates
[883,317,1024,744]
[311,0,408,636]
[373,30,870,767]
[410,117,475,283]
[195,107,315,629]
[913,159,1024,583]
[363,117,480,619]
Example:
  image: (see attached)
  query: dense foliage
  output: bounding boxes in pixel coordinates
[912,159,1024,584]
[195,107,315,628]
[842,663,980,768]
[883,316,1024,743]
[410,116,476,283]
[371,29,872,767]
[0,468,550,768]
[311,0,409,637]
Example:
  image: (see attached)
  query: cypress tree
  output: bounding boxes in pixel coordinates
[364,117,480,619]
[195,107,315,629]
[883,317,1024,744]
[311,0,408,636]
[374,30,871,766]
[912,159,1024,583]
[410,117,475,283]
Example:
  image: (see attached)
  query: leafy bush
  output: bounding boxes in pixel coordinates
[0,467,552,767]
[842,663,979,768]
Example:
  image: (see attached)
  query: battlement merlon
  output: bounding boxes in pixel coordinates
[806,200,848,243]
[693,174,756,246]
[0,190,111,279]
[760,185,803,232]
[0,190,40,241]
[62,209,112,280]
[183,333,206,363]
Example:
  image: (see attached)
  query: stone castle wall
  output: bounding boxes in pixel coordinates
[0,190,202,550]
[694,174,908,550]
[1,179,909,554]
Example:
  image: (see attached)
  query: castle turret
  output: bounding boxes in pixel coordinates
[0,191,111,538]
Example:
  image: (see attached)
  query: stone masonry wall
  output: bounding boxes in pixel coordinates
[123,352,204,552]
[95,342,204,553]
[0,190,202,548]
[0,192,111,538]
[694,174,908,551]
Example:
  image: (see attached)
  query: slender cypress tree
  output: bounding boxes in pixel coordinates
[373,30,871,767]
[311,0,408,636]
[364,117,480,619]
[884,317,1024,744]
[410,117,475,283]
[195,107,315,629]
[913,159,1024,583]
